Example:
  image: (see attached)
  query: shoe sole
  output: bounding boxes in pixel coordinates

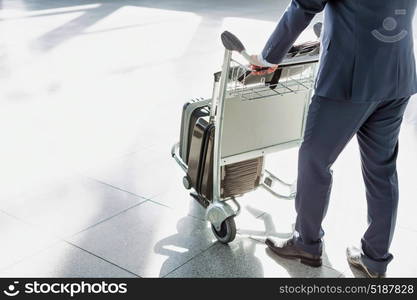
[347,257,384,278]
[267,244,322,268]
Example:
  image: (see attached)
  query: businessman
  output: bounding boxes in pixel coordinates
[251,0,417,278]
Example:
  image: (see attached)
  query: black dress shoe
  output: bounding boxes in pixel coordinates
[346,246,386,278]
[266,238,322,267]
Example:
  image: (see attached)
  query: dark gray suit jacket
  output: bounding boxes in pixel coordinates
[262,0,417,102]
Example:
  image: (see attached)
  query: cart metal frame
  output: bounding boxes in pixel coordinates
[171,31,319,243]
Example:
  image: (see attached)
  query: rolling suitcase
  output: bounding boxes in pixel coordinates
[187,115,263,201]
[179,99,210,164]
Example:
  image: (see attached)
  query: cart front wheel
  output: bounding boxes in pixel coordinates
[182,176,192,190]
[211,217,236,244]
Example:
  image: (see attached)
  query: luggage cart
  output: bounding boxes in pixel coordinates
[171,31,319,243]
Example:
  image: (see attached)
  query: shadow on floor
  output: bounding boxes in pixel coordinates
[265,247,344,278]
[5,0,289,53]
[154,196,344,277]
[155,228,265,278]
[239,205,295,239]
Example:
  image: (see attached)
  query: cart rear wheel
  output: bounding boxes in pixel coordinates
[211,217,236,244]
[182,176,192,190]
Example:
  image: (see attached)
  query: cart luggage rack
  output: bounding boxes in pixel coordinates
[226,58,318,101]
[172,30,321,244]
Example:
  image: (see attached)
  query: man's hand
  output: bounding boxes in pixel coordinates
[249,54,278,75]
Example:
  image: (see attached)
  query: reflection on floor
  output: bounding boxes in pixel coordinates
[1,0,416,278]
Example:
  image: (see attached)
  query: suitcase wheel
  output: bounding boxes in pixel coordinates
[182,176,192,190]
[211,217,236,244]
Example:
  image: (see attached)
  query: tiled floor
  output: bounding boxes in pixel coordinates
[1,0,416,278]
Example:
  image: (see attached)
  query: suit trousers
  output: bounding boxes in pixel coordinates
[293,95,410,274]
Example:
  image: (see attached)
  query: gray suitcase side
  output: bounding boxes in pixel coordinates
[179,99,210,163]
[187,115,264,201]
[187,117,210,191]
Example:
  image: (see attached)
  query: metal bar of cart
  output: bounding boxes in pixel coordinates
[212,49,232,203]
[264,169,293,187]
[171,143,187,173]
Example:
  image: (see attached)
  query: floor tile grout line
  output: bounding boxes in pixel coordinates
[84,171,204,210]
[255,212,267,219]
[72,145,158,178]
[162,242,218,278]
[0,209,141,275]
[83,175,189,211]
[63,241,141,278]
[83,177,211,222]
[146,196,207,221]
[0,198,149,244]
[0,207,365,277]
[146,198,174,208]
[0,208,26,223]
[0,209,67,242]
[2,191,206,239]
[83,176,153,201]
[0,203,205,278]
[66,200,151,238]
[119,195,207,223]
[84,172,219,223]
[0,239,63,274]
[247,235,265,243]
[1,191,363,278]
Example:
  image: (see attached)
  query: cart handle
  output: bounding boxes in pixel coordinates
[221,31,245,52]
[221,31,252,62]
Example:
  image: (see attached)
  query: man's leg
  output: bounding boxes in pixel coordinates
[293,95,378,255]
[357,97,410,274]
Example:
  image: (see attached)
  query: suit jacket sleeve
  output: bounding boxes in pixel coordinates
[262,0,328,64]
